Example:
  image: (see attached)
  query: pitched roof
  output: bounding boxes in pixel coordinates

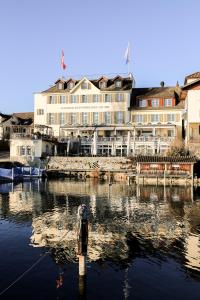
[12,112,34,120]
[130,86,182,108]
[182,78,200,90]
[0,113,12,122]
[184,71,200,84]
[135,155,196,163]
[42,75,133,93]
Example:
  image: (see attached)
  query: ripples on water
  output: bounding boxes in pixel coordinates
[0,179,200,299]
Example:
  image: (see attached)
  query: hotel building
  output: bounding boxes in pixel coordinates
[34,74,186,156]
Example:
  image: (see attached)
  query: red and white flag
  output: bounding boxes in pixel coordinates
[61,50,66,70]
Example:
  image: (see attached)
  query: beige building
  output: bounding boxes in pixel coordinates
[130,85,184,154]
[34,75,133,137]
[34,75,188,156]
[182,72,200,154]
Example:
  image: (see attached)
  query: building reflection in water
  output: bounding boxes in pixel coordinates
[0,179,200,278]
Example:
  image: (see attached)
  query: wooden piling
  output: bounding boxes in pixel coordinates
[77,204,88,278]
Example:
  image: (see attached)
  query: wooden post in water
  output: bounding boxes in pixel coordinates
[77,204,88,276]
[77,204,88,299]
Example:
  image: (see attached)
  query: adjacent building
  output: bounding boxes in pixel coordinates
[130,85,184,154]
[182,72,200,154]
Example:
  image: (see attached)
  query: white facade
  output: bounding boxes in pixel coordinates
[10,137,54,160]
[34,76,132,137]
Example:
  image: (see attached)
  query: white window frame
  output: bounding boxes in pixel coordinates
[105,94,111,102]
[71,95,78,103]
[93,112,99,124]
[60,113,65,125]
[93,94,99,102]
[71,113,77,124]
[68,82,74,89]
[115,111,124,124]
[116,93,123,102]
[135,115,144,123]
[115,80,122,88]
[60,95,66,104]
[49,95,56,104]
[167,114,175,122]
[81,82,88,89]
[82,112,88,124]
[99,81,106,89]
[104,112,111,124]
[82,95,88,103]
[139,99,147,107]
[151,114,160,122]
[164,98,172,107]
[151,99,159,107]
[37,109,44,115]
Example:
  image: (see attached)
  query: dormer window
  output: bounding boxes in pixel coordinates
[99,81,106,89]
[58,82,63,90]
[115,80,122,88]
[68,82,74,89]
[81,82,88,89]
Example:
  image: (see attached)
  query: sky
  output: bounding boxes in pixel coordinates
[0,0,200,114]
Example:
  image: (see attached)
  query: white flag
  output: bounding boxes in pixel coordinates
[124,42,130,64]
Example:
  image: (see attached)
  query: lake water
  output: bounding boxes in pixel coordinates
[0,179,200,299]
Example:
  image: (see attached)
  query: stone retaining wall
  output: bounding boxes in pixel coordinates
[48,156,135,171]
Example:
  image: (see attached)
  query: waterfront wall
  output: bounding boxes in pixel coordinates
[47,156,135,181]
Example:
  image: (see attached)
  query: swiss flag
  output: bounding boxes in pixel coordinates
[61,50,66,70]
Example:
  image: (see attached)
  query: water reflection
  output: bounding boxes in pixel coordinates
[0,180,200,278]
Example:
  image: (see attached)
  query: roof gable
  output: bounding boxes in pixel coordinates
[184,72,200,84]
[182,78,200,90]
[69,77,100,93]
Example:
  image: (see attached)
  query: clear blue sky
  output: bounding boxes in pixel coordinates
[0,0,200,114]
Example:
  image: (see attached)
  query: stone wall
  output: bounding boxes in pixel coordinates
[48,156,135,172]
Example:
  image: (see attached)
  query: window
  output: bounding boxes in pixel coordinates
[167,114,175,122]
[60,95,66,104]
[99,81,106,89]
[93,94,99,102]
[82,95,88,103]
[104,112,111,124]
[115,111,124,124]
[164,98,172,107]
[58,83,63,90]
[93,112,99,124]
[71,95,78,103]
[82,112,88,124]
[48,113,55,125]
[20,146,25,156]
[68,82,74,89]
[151,114,159,122]
[37,109,44,115]
[168,130,174,137]
[139,100,147,107]
[116,93,123,102]
[151,99,159,107]
[71,113,77,124]
[60,113,65,125]
[105,94,111,102]
[49,95,56,104]
[27,146,32,156]
[135,115,144,123]
[115,80,122,88]
[81,82,88,89]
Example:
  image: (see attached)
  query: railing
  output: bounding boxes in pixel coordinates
[11,133,56,142]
